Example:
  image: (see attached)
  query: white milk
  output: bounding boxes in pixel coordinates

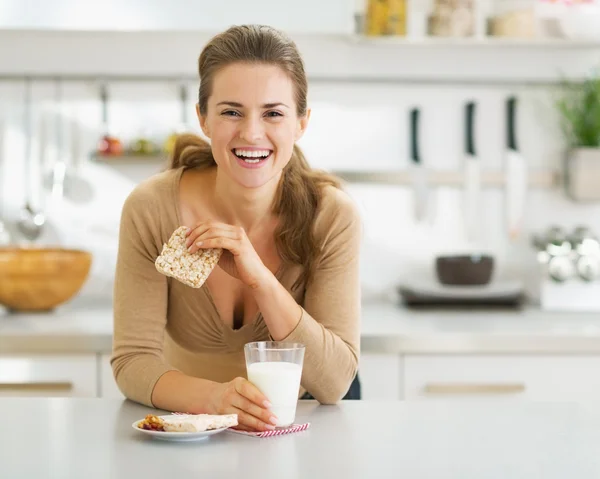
[247,361,303,427]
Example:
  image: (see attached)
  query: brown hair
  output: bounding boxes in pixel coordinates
[170,25,341,290]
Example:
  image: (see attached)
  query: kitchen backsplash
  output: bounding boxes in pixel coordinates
[2,68,600,303]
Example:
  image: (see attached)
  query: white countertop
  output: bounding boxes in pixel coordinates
[2,299,600,355]
[2,398,600,479]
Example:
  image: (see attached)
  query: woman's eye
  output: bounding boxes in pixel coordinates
[222,110,241,117]
[265,111,283,118]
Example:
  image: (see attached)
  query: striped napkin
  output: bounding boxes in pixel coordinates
[227,423,310,438]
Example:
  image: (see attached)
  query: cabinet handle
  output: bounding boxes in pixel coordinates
[0,381,73,392]
[423,382,526,395]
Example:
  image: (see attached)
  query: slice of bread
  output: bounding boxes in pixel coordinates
[155,226,222,288]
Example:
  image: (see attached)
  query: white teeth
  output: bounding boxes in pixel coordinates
[243,158,260,164]
[234,149,271,158]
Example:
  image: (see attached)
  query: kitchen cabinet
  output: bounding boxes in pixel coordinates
[403,355,600,401]
[0,354,97,397]
[358,353,403,400]
[100,354,125,399]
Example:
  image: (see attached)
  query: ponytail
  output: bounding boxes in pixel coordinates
[273,144,341,291]
[170,133,216,170]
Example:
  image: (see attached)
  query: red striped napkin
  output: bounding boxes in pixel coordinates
[227,423,310,438]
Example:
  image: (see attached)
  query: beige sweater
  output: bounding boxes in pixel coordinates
[111,167,361,407]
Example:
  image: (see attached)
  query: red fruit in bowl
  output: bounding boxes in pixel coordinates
[97,135,123,156]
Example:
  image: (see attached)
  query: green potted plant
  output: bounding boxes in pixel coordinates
[556,72,600,201]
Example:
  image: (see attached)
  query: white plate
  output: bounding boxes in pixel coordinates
[132,416,230,442]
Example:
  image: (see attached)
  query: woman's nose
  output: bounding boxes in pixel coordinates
[239,117,265,143]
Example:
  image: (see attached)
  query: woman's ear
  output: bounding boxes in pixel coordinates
[197,103,211,138]
[295,108,311,141]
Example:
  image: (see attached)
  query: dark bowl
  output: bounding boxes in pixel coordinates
[435,254,494,286]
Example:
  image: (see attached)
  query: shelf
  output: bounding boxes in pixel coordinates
[2,29,600,86]
[90,153,168,164]
[330,169,559,189]
[87,155,559,190]
[350,35,600,48]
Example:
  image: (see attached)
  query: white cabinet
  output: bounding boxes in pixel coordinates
[359,353,403,400]
[0,354,97,397]
[99,354,125,399]
[403,355,600,401]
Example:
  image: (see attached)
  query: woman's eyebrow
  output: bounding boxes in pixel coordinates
[216,101,290,109]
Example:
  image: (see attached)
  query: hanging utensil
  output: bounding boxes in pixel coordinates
[0,119,12,246]
[43,81,94,204]
[64,118,94,203]
[410,107,428,222]
[48,78,67,204]
[505,96,528,241]
[463,100,480,244]
[96,82,122,157]
[16,77,45,243]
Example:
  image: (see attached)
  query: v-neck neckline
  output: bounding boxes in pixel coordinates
[170,166,286,335]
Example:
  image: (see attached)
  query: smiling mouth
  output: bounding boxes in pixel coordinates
[232,148,273,164]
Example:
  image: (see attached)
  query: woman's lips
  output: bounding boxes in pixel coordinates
[231,148,273,169]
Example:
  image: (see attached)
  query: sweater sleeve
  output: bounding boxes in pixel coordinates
[281,188,362,404]
[110,184,177,407]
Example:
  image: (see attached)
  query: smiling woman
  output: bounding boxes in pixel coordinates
[111,24,362,433]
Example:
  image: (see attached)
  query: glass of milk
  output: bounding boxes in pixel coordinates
[244,341,305,427]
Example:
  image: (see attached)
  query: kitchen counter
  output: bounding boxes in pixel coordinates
[2,397,600,478]
[2,300,600,355]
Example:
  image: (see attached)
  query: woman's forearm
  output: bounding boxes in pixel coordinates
[151,370,218,414]
[251,269,303,340]
[251,265,359,404]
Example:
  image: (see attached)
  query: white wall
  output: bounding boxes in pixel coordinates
[1,29,600,303]
[0,0,354,34]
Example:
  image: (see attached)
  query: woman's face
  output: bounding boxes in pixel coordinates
[198,62,309,189]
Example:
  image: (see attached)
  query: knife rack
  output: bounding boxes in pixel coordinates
[331,169,559,189]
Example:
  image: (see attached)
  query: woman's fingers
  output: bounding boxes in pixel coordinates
[232,406,275,432]
[234,377,271,409]
[231,392,277,428]
[191,237,241,254]
[185,223,244,252]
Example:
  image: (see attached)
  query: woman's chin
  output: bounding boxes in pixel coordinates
[233,170,282,190]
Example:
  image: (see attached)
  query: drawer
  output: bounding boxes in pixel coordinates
[404,355,600,401]
[0,354,97,397]
[99,353,125,399]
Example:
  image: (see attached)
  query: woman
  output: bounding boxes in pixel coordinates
[111,24,362,432]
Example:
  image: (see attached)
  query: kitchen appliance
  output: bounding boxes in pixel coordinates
[536,226,600,311]
[505,96,527,241]
[397,279,525,308]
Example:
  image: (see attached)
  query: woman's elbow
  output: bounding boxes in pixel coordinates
[314,363,359,405]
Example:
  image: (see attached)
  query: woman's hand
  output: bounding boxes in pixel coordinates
[207,377,277,432]
[185,221,270,289]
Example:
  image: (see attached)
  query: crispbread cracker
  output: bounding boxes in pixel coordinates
[162,413,238,432]
[155,226,222,288]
